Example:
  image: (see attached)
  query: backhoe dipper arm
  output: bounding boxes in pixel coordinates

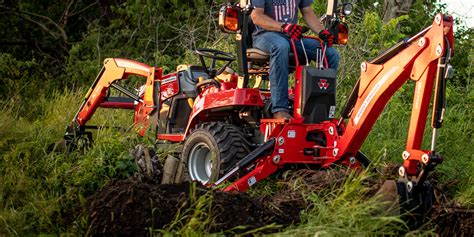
[67,58,160,135]
[336,14,454,178]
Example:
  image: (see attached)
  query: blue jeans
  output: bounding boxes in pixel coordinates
[253,31,340,113]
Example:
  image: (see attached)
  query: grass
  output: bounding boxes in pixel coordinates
[0,75,472,235]
[282,173,405,235]
[160,183,215,235]
[0,89,141,235]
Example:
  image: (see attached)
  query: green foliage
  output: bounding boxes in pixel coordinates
[0,90,140,235]
[450,27,473,86]
[0,0,472,235]
[0,53,54,109]
[66,0,226,86]
[363,12,408,55]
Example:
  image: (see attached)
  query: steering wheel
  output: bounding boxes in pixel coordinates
[195,48,235,79]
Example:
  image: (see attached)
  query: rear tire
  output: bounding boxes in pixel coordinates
[180,122,251,184]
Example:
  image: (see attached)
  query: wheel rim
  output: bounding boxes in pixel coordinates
[188,142,214,183]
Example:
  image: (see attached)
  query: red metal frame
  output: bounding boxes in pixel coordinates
[99,101,135,109]
[223,14,454,191]
[70,14,454,194]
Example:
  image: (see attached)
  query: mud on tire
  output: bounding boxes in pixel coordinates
[180,122,251,184]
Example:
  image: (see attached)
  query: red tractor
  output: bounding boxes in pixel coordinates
[64,0,454,227]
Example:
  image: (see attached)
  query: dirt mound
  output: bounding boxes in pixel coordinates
[427,205,474,236]
[426,179,474,236]
[85,169,376,236]
[256,169,349,221]
[87,177,296,236]
[86,166,472,236]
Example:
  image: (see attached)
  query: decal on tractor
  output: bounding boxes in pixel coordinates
[354,66,399,125]
[329,105,336,118]
[247,176,257,187]
[318,79,329,90]
[162,76,177,84]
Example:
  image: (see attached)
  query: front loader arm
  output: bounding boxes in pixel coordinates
[66,58,161,142]
[336,14,454,179]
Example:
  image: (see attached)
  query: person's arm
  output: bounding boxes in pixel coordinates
[301,6,324,33]
[250,8,284,32]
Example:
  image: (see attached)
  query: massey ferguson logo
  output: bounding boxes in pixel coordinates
[318,79,329,90]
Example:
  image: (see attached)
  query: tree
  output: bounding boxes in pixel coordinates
[382,0,414,23]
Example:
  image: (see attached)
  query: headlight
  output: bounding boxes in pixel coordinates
[342,3,353,15]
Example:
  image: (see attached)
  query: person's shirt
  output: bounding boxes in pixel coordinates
[251,0,313,36]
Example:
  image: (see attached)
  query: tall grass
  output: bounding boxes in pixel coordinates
[282,172,405,235]
[0,89,140,235]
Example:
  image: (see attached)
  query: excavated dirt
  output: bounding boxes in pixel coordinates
[86,169,353,236]
[425,177,474,236]
[427,205,474,236]
[86,167,473,236]
[87,177,296,236]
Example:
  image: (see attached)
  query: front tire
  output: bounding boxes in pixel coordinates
[180,122,251,184]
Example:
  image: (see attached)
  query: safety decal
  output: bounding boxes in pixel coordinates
[329,106,336,118]
[162,76,177,84]
[354,66,399,125]
[248,176,257,186]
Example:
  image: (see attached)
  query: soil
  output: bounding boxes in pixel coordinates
[86,166,473,236]
[425,178,474,236]
[427,205,474,236]
[87,177,295,236]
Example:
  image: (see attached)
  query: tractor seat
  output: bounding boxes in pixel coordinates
[246,48,270,63]
[246,48,300,66]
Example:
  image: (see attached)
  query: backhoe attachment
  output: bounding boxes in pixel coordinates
[368,14,454,228]
[218,13,454,229]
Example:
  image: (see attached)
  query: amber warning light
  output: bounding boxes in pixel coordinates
[219,6,239,33]
[337,23,349,45]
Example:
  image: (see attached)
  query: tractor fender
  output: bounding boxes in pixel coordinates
[183,87,264,135]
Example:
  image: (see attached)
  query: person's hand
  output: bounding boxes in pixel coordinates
[318,29,334,47]
[281,23,303,40]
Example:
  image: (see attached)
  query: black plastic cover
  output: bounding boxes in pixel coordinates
[300,66,337,124]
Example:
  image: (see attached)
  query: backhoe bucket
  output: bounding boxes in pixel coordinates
[377,180,434,229]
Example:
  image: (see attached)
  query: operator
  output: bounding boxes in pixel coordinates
[251,0,340,119]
